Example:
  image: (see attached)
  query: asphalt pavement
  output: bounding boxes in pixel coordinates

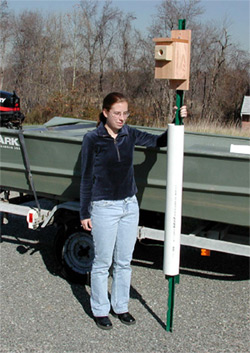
[1,212,249,353]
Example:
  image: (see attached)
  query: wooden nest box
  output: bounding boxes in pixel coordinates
[153,29,191,90]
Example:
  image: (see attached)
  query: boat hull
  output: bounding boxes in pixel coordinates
[0,118,249,226]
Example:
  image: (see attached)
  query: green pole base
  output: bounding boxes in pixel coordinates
[166,275,180,332]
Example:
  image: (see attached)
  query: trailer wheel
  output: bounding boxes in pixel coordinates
[54,226,94,284]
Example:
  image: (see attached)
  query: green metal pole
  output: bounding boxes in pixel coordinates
[166,275,180,332]
[175,91,184,125]
[175,19,186,126]
[166,18,186,332]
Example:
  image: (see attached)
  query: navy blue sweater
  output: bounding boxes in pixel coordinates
[80,122,168,220]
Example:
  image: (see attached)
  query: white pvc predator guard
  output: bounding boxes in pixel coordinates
[163,124,185,276]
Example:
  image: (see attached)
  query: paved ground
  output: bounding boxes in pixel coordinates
[0,213,249,353]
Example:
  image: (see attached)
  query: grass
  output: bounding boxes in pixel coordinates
[184,121,250,138]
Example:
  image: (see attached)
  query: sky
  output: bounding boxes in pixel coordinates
[6,0,250,51]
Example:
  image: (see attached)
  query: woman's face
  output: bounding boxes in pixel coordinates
[103,101,129,133]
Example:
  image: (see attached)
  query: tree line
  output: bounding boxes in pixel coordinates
[1,0,249,127]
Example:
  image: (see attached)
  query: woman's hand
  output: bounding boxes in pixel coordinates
[180,105,187,118]
[173,105,188,119]
[81,218,92,231]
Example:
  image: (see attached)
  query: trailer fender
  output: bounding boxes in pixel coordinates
[41,201,80,228]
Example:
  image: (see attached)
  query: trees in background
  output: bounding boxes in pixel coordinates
[1,0,249,127]
[0,0,12,89]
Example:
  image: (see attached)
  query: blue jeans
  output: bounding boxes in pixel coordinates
[90,195,139,317]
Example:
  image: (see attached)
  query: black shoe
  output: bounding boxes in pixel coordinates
[113,312,136,325]
[94,316,113,330]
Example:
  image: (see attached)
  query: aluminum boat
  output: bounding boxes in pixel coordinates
[0,117,249,227]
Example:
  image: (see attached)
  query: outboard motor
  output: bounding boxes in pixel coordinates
[0,90,25,128]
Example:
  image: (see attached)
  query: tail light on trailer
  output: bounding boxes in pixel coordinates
[26,209,40,230]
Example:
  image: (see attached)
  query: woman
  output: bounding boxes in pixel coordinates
[80,92,187,330]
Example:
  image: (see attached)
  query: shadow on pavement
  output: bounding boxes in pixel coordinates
[132,239,250,281]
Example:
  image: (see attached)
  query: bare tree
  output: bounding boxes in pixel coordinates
[150,0,203,37]
[198,24,231,121]
[98,1,122,92]
[10,10,45,106]
[79,0,120,78]
[115,13,137,92]
[0,0,13,89]
[9,10,66,115]
[215,45,250,125]
[49,13,66,94]
[64,5,85,91]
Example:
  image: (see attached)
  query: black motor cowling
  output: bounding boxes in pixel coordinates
[0,90,25,128]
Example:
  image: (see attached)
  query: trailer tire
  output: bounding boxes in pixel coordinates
[54,224,94,284]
